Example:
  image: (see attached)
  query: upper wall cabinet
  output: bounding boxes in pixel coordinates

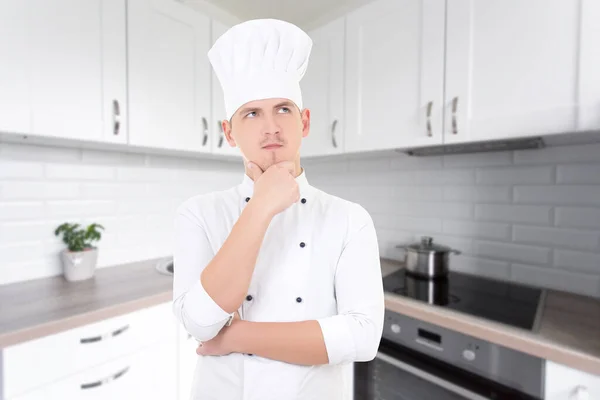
[301,16,346,158]
[0,1,30,135]
[210,20,243,158]
[344,0,446,154]
[0,0,128,144]
[128,0,212,153]
[444,0,600,144]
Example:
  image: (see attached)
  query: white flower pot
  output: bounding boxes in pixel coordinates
[61,248,98,282]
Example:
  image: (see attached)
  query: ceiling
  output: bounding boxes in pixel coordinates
[183,0,376,30]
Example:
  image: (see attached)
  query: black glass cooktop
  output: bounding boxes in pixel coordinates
[383,269,543,331]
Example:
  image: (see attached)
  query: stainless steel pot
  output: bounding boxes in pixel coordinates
[396,236,461,278]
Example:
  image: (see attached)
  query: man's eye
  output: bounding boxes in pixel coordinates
[246,111,256,118]
[279,107,290,113]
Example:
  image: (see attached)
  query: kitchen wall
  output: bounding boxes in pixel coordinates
[304,141,600,298]
[2,140,600,298]
[0,141,242,285]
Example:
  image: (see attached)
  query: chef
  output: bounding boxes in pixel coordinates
[172,18,384,400]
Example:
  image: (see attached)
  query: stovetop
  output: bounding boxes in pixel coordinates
[383,269,544,331]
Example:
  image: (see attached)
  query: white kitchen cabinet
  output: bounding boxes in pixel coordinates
[210,19,243,159]
[0,1,30,135]
[9,338,177,400]
[344,0,445,153]
[0,0,128,144]
[300,16,346,158]
[127,0,212,153]
[577,0,600,132]
[544,361,600,400]
[444,0,600,144]
[3,302,175,400]
[178,325,200,400]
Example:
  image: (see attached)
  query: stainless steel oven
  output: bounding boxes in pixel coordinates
[354,310,545,400]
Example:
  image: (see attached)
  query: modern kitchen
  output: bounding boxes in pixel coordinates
[1,0,600,399]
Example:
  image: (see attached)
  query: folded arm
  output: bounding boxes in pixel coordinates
[172,201,272,342]
[224,205,385,365]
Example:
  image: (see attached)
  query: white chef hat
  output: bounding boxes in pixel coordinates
[208,19,313,120]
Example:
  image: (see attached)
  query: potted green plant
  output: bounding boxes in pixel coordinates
[54,222,104,282]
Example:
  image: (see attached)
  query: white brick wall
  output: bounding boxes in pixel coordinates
[0,142,241,285]
[1,140,600,298]
[306,142,600,298]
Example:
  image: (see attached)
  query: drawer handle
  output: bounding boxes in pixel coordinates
[80,324,130,344]
[451,96,459,135]
[426,100,433,137]
[569,385,590,400]
[202,117,208,146]
[331,119,338,148]
[218,120,224,148]
[80,366,129,390]
[113,99,120,135]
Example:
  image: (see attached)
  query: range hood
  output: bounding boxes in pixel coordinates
[401,137,545,157]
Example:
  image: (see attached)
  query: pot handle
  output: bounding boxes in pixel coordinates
[395,244,462,255]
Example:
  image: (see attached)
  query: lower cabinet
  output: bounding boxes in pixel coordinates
[3,302,178,400]
[9,339,177,400]
[544,361,600,400]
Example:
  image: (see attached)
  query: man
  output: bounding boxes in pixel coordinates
[172,18,384,400]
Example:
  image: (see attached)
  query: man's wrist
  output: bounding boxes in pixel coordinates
[225,319,247,354]
[244,199,274,223]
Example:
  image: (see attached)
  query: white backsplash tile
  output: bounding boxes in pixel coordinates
[556,164,600,184]
[45,163,116,180]
[510,263,600,297]
[474,204,552,225]
[1,141,600,298]
[0,160,44,178]
[476,165,554,185]
[555,207,600,229]
[554,249,600,274]
[513,225,600,251]
[473,240,551,265]
[514,185,600,206]
[1,181,80,200]
[443,220,511,240]
[444,186,512,202]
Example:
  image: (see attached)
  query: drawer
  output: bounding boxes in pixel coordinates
[545,360,600,400]
[8,338,177,400]
[3,302,176,399]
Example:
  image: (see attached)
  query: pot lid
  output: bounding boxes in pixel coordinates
[407,236,453,252]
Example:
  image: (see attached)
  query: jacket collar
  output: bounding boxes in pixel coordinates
[239,167,313,200]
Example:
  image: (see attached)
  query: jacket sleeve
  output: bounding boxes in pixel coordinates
[316,205,385,365]
[171,207,234,342]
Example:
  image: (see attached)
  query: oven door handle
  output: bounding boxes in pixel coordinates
[375,351,492,400]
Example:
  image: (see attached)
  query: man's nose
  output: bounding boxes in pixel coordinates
[262,114,280,135]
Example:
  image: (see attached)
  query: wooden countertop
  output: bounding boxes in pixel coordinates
[1,256,599,377]
[380,258,600,377]
[0,257,173,349]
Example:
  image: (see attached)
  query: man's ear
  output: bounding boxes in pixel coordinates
[301,108,310,138]
[222,120,236,147]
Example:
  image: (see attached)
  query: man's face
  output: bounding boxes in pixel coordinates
[222,98,310,171]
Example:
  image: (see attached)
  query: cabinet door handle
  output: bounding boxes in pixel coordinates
[569,385,590,400]
[217,120,224,148]
[331,119,338,148]
[202,117,208,146]
[451,96,459,135]
[80,324,130,344]
[426,101,433,137]
[80,366,129,390]
[112,100,120,135]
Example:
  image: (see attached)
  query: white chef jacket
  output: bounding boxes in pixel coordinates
[172,169,385,400]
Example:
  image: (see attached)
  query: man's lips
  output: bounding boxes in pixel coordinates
[262,144,283,149]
